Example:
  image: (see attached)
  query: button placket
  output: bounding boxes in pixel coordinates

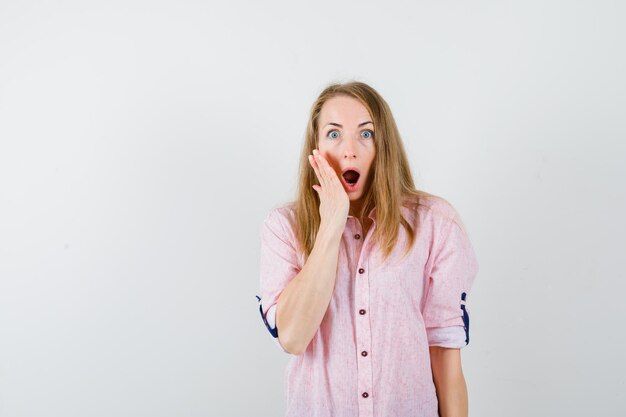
[354,223,374,417]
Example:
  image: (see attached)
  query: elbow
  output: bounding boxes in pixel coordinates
[279,329,310,355]
[290,343,306,356]
[280,333,305,355]
[276,302,304,355]
[278,334,296,354]
[275,300,311,355]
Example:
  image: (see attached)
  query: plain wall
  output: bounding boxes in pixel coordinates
[1,0,624,416]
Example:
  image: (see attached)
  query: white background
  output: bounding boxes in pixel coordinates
[1,1,625,416]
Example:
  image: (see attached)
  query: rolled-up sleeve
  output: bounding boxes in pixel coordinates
[423,214,479,348]
[257,208,301,353]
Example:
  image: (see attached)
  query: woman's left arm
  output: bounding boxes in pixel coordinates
[429,346,468,417]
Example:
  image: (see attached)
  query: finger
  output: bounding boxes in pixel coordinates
[312,150,330,188]
[314,150,337,185]
[308,154,324,187]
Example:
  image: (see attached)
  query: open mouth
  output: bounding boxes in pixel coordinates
[342,169,361,187]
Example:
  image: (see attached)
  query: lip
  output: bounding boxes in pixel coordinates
[340,167,361,192]
[341,166,361,176]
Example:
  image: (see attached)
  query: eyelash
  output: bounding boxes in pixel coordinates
[326,129,375,139]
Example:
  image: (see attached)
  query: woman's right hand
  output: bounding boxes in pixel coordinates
[308,149,350,237]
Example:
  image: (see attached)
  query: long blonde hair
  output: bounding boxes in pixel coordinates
[289,81,437,263]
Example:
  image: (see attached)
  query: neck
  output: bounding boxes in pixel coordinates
[349,198,364,216]
[349,206,361,218]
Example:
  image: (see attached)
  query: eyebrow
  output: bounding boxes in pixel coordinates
[325,121,373,129]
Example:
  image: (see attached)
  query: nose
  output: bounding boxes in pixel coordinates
[343,136,357,159]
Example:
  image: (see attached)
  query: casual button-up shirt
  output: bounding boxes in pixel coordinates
[256,195,479,417]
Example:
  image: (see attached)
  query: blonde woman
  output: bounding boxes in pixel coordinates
[256,81,479,417]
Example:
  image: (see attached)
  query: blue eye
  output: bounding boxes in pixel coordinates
[327,130,340,139]
[361,130,374,139]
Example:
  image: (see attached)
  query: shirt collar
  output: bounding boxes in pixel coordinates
[347,207,377,221]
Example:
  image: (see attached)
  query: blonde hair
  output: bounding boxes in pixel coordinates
[289,81,438,263]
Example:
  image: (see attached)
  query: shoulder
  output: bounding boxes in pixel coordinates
[403,192,459,224]
[262,200,297,235]
[261,201,304,263]
[404,192,466,234]
[417,194,458,221]
[265,200,296,221]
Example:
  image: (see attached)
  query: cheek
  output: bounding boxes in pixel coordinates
[326,155,339,170]
[318,148,333,162]
[325,155,342,173]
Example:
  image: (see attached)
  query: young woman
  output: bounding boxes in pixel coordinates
[256,81,479,417]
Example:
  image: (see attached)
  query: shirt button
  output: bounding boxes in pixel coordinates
[354,233,361,239]
[362,392,369,398]
[358,268,365,274]
[359,309,366,315]
[361,350,368,357]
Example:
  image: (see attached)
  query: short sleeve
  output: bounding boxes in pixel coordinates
[422,214,479,348]
[256,208,301,354]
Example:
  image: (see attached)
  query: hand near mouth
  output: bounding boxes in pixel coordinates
[308,149,350,236]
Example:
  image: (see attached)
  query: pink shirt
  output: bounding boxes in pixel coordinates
[256,195,479,417]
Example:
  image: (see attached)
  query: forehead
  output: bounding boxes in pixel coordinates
[319,95,371,125]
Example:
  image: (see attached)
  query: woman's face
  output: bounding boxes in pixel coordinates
[316,95,376,205]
